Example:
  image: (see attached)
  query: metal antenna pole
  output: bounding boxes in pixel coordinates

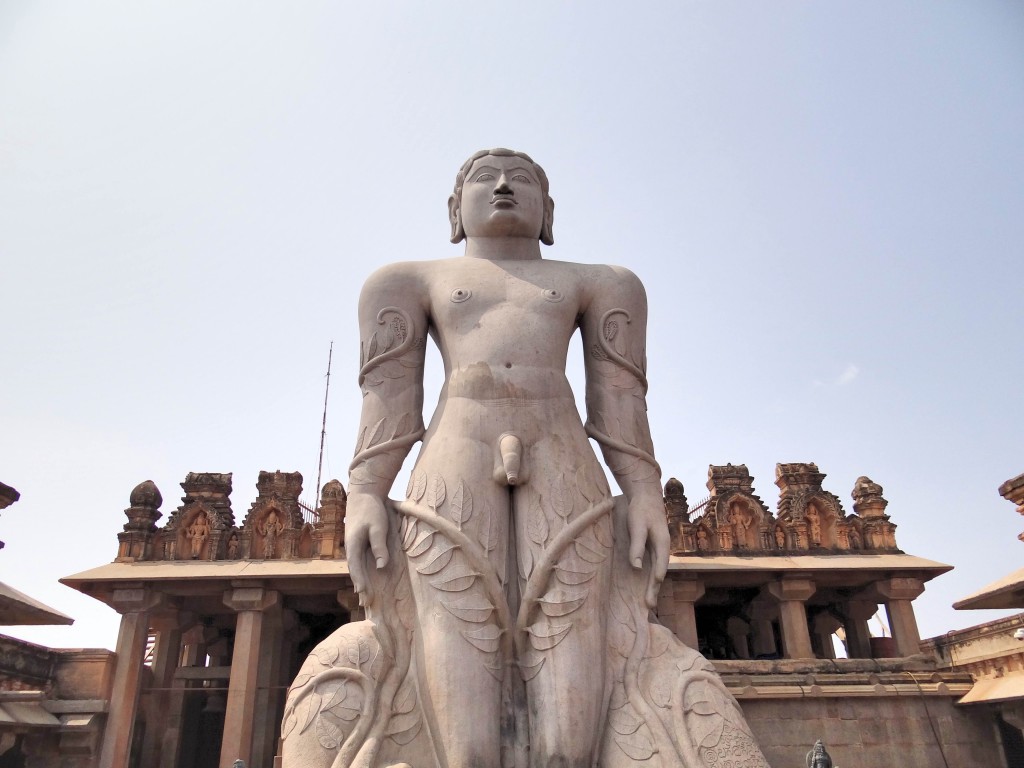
[315,341,333,505]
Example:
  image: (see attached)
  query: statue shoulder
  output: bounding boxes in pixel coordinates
[579,263,647,310]
[359,261,434,313]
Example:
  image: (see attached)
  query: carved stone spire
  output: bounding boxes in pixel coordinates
[851,476,888,518]
[117,480,163,561]
[316,479,347,559]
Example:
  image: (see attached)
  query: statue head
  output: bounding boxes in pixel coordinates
[448,148,554,246]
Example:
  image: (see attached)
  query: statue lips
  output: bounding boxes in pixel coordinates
[491,196,518,208]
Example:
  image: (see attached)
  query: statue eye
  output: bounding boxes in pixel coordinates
[512,174,531,183]
[475,173,495,182]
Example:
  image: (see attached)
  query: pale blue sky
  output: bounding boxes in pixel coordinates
[1,2,1022,649]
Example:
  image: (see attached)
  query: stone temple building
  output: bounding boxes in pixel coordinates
[13,460,995,768]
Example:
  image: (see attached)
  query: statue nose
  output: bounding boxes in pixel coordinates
[493,174,512,195]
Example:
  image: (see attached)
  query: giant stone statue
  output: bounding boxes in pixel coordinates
[282,149,770,768]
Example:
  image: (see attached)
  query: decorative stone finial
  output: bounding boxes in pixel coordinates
[851,476,888,518]
[129,480,162,509]
[707,463,754,493]
[321,479,347,504]
[664,478,688,520]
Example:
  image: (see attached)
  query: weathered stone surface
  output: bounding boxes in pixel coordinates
[282,149,769,766]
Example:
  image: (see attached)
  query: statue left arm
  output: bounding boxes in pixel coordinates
[581,265,669,607]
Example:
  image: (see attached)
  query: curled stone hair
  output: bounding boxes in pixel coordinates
[449,148,555,246]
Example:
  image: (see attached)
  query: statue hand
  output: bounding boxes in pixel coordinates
[344,492,391,604]
[626,492,670,609]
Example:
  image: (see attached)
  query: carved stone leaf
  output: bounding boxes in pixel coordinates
[608,705,643,735]
[430,567,478,593]
[575,465,601,504]
[316,714,344,749]
[392,412,410,440]
[646,626,671,660]
[401,518,419,551]
[527,622,573,651]
[518,539,534,581]
[609,589,634,630]
[317,681,347,713]
[427,473,447,511]
[407,530,435,558]
[649,675,672,708]
[518,652,546,682]
[527,497,549,546]
[478,501,498,552]
[550,475,573,520]
[415,541,456,575]
[461,624,502,653]
[354,427,367,456]
[538,588,588,618]
[554,561,597,586]
[291,672,314,690]
[392,676,417,715]
[575,537,608,564]
[348,637,371,667]
[297,691,322,734]
[331,700,363,722]
[450,480,473,529]
[484,658,505,681]
[387,711,422,745]
[615,734,657,761]
[281,709,297,739]
[366,417,387,448]
[314,645,339,666]
[593,513,614,549]
[366,332,379,362]
[441,594,493,623]
[409,470,427,502]
[609,618,635,658]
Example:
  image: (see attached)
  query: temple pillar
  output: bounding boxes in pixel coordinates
[811,612,842,659]
[766,578,816,659]
[159,623,212,768]
[748,598,779,658]
[726,615,751,659]
[842,600,877,659]
[657,577,704,649]
[99,586,162,768]
[140,613,188,767]
[876,577,925,656]
[337,587,365,622]
[220,585,279,768]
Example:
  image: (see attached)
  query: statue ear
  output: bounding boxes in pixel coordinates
[539,196,554,246]
[448,193,464,244]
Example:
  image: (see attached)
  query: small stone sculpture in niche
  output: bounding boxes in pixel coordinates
[775,525,787,549]
[806,506,822,546]
[186,511,210,559]
[227,532,240,560]
[282,149,769,768]
[259,509,284,559]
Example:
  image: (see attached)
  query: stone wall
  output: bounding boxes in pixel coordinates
[741,696,1000,768]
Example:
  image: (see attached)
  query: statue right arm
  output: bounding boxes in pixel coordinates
[345,263,427,599]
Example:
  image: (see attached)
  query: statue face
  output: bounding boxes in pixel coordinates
[458,154,545,240]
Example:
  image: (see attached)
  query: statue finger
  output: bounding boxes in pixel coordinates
[628,517,648,570]
[369,523,389,570]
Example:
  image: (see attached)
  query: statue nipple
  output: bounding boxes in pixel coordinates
[497,433,523,486]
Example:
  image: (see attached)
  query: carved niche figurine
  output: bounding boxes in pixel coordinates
[805,506,821,547]
[259,509,285,559]
[282,149,769,768]
[186,511,210,559]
